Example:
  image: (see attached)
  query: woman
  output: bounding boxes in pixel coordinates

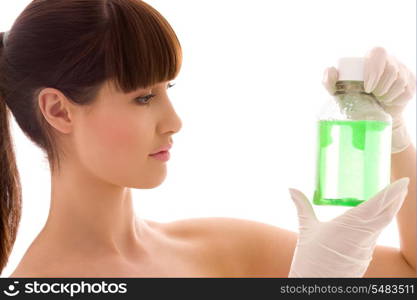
[0,0,415,277]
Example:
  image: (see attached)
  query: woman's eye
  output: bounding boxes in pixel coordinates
[135,94,156,105]
[134,82,175,105]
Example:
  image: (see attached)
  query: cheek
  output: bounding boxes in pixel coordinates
[95,116,141,152]
[76,109,153,177]
[97,112,150,157]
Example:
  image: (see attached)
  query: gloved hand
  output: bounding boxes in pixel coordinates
[323,47,416,154]
[288,177,410,277]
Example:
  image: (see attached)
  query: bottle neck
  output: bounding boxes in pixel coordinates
[332,80,389,121]
[334,81,370,95]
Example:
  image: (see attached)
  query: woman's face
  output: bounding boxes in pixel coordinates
[71,80,182,189]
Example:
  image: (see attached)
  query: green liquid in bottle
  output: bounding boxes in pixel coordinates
[313,120,391,207]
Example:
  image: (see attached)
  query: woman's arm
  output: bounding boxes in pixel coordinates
[391,143,415,269]
[227,216,416,277]
[360,143,416,278]
[171,213,415,277]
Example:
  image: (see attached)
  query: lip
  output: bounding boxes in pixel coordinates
[150,143,173,155]
[149,151,170,162]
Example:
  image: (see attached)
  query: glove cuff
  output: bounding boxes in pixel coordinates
[391,117,411,154]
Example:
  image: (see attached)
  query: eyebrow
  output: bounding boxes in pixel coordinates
[133,81,173,93]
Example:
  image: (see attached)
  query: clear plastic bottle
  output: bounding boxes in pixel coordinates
[313,57,392,207]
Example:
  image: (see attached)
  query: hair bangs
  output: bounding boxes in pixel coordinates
[104,0,182,94]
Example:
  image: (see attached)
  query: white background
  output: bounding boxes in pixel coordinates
[1,0,415,276]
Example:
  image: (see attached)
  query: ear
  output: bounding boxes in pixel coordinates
[37,88,74,134]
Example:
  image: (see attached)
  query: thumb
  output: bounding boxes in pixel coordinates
[322,66,338,95]
[289,188,319,229]
[336,177,410,228]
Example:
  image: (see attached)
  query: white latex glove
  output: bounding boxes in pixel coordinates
[323,47,416,154]
[288,177,410,278]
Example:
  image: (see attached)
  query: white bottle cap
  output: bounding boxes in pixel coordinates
[337,57,365,81]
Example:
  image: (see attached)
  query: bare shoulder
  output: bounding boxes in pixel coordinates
[8,254,78,278]
[7,239,99,278]
[8,260,56,278]
[9,269,45,278]
[8,252,55,278]
[156,217,298,277]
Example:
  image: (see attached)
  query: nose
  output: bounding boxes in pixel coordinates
[170,110,182,135]
[158,97,182,136]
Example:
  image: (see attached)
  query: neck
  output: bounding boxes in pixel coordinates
[41,155,151,259]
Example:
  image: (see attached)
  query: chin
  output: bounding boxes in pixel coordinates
[134,172,167,189]
[137,181,164,189]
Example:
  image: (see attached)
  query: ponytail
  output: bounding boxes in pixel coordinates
[0,31,22,275]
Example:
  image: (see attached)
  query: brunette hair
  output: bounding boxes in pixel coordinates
[0,0,182,274]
